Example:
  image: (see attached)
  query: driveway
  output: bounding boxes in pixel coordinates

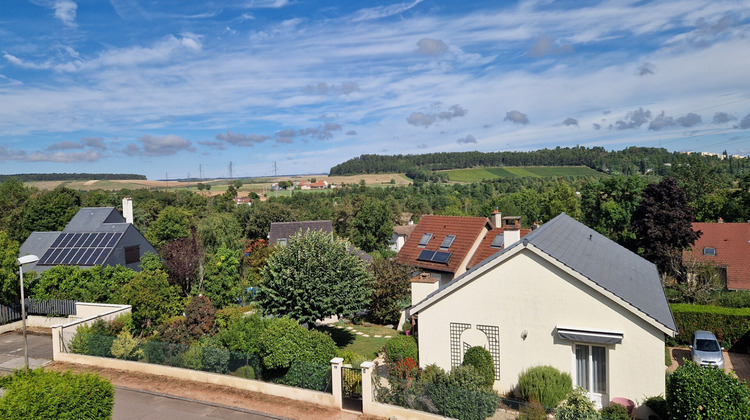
[669,347,750,384]
[0,331,53,370]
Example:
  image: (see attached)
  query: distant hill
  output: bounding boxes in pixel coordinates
[329,146,675,176]
[0,173,147,182]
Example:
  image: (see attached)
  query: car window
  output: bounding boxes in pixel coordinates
[695,339,721,352]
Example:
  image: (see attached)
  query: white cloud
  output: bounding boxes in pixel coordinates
[351,0,424,22]
[53,0,77,28]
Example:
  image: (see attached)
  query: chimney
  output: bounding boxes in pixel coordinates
[122,197,134,224]
[503,216,521,248]
[491,208,502,229]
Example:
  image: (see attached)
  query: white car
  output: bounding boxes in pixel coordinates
[690,330,725,369]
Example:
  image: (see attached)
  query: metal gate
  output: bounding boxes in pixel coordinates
[341,365,362,411]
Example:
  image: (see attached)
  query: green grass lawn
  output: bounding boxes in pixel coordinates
[316,322,400,359]
[444,166,604,182]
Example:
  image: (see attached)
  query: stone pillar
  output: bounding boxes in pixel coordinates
[51,324,62,360]
[360,361,375,415]
[330,357,344,409]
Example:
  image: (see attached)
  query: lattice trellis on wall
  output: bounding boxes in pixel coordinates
[477,324,500,380]
[450,322,471,368]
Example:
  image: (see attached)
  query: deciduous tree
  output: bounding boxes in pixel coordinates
[258,230,373,325]
[631,178,700,275]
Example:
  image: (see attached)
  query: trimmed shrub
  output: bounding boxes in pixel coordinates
[200,336,230,374]
[517,365,573,410]
[69,320,117,357]
[185,294,216,337]
[385,335,418,364]
[0,368,114,419]
[518,399,547,420]
[644,395,667,420]
[232,365,256,379]
[258,317,337,370]
[217,313,267,354]
[601,402,630,420]
[716,291,750,308]
[666,361,750,419]
[275,361,332,392]
[462,346,495,388]
[110,330,143,360]
[426,365,502,420]
[555,387,601,420]
[670,303,750,351]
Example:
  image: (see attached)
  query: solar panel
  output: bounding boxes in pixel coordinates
[417,250,436,262]
[416,249,451,264]
[491,233,504,248]
[432,251,451,264]
[37,232,123,266]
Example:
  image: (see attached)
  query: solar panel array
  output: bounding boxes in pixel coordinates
[417,249,452,264]
[38,232,123,266]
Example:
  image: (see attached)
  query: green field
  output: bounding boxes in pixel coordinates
[444,166,604,182]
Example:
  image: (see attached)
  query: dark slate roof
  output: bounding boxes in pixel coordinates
[18,232,61,272]
[268,220,333,245]
[63,207,126,232]
[413,213,676,332]
[685,222,750,290]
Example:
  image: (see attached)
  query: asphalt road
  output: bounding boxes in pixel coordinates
[113,387,286,420]
[0,332,286,420]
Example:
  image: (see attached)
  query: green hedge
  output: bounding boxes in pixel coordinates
[0,368,114,419]
[667,361,750,419]
[384,335,418,364]
[670,304,750,351]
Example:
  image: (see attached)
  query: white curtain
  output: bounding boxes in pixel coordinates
[592,346,606,393]
[575,345,589,390]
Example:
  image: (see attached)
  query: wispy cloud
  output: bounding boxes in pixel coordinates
[351,0,423,22]
[53,0,78,28]
[124,135,195,156]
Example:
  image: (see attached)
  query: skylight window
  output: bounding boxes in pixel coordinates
[418,233,433,247]
[490,233,504,248]
[703,247,716,256]
[440,235,456,249]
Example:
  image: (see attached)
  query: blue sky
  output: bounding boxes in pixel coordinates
[1,0,749,179]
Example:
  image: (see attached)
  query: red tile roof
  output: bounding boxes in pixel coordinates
[467,227,532,269]
[684,222,750,290]
[396,215,491,273]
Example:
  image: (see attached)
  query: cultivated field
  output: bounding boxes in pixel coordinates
[443,166,604,183]
[24,173,412,196]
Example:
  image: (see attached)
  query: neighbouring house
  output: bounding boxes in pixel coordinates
[298,180,328,190]
[19,198,157,274]
[683,221,750,290]
[397,211,531,304]
[268,220,333,247]
[233,197,252,206]
[389,222,416,252]
[268,220,373,263]
[408,213,676,412]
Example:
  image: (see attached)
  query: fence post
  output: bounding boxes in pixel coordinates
[51,324,62,360]
[330,357,344,409]
[360,361,375,415]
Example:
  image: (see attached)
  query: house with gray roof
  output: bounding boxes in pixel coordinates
[19,200,156,274]
[267,220,373,263]
[409,213,676,414]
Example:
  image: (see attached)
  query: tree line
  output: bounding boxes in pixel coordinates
[329,146,749,178]
[0,173,146,181]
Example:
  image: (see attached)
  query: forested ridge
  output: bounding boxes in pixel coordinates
[329,146,748,177]
[0,173,147,181]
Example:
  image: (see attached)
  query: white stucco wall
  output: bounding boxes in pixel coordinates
[415,249,668,405]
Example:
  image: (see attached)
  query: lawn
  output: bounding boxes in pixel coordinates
[444,166,604,182]
[316,322,400,359]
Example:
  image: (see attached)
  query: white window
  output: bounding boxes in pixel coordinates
[575,344,607,398]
